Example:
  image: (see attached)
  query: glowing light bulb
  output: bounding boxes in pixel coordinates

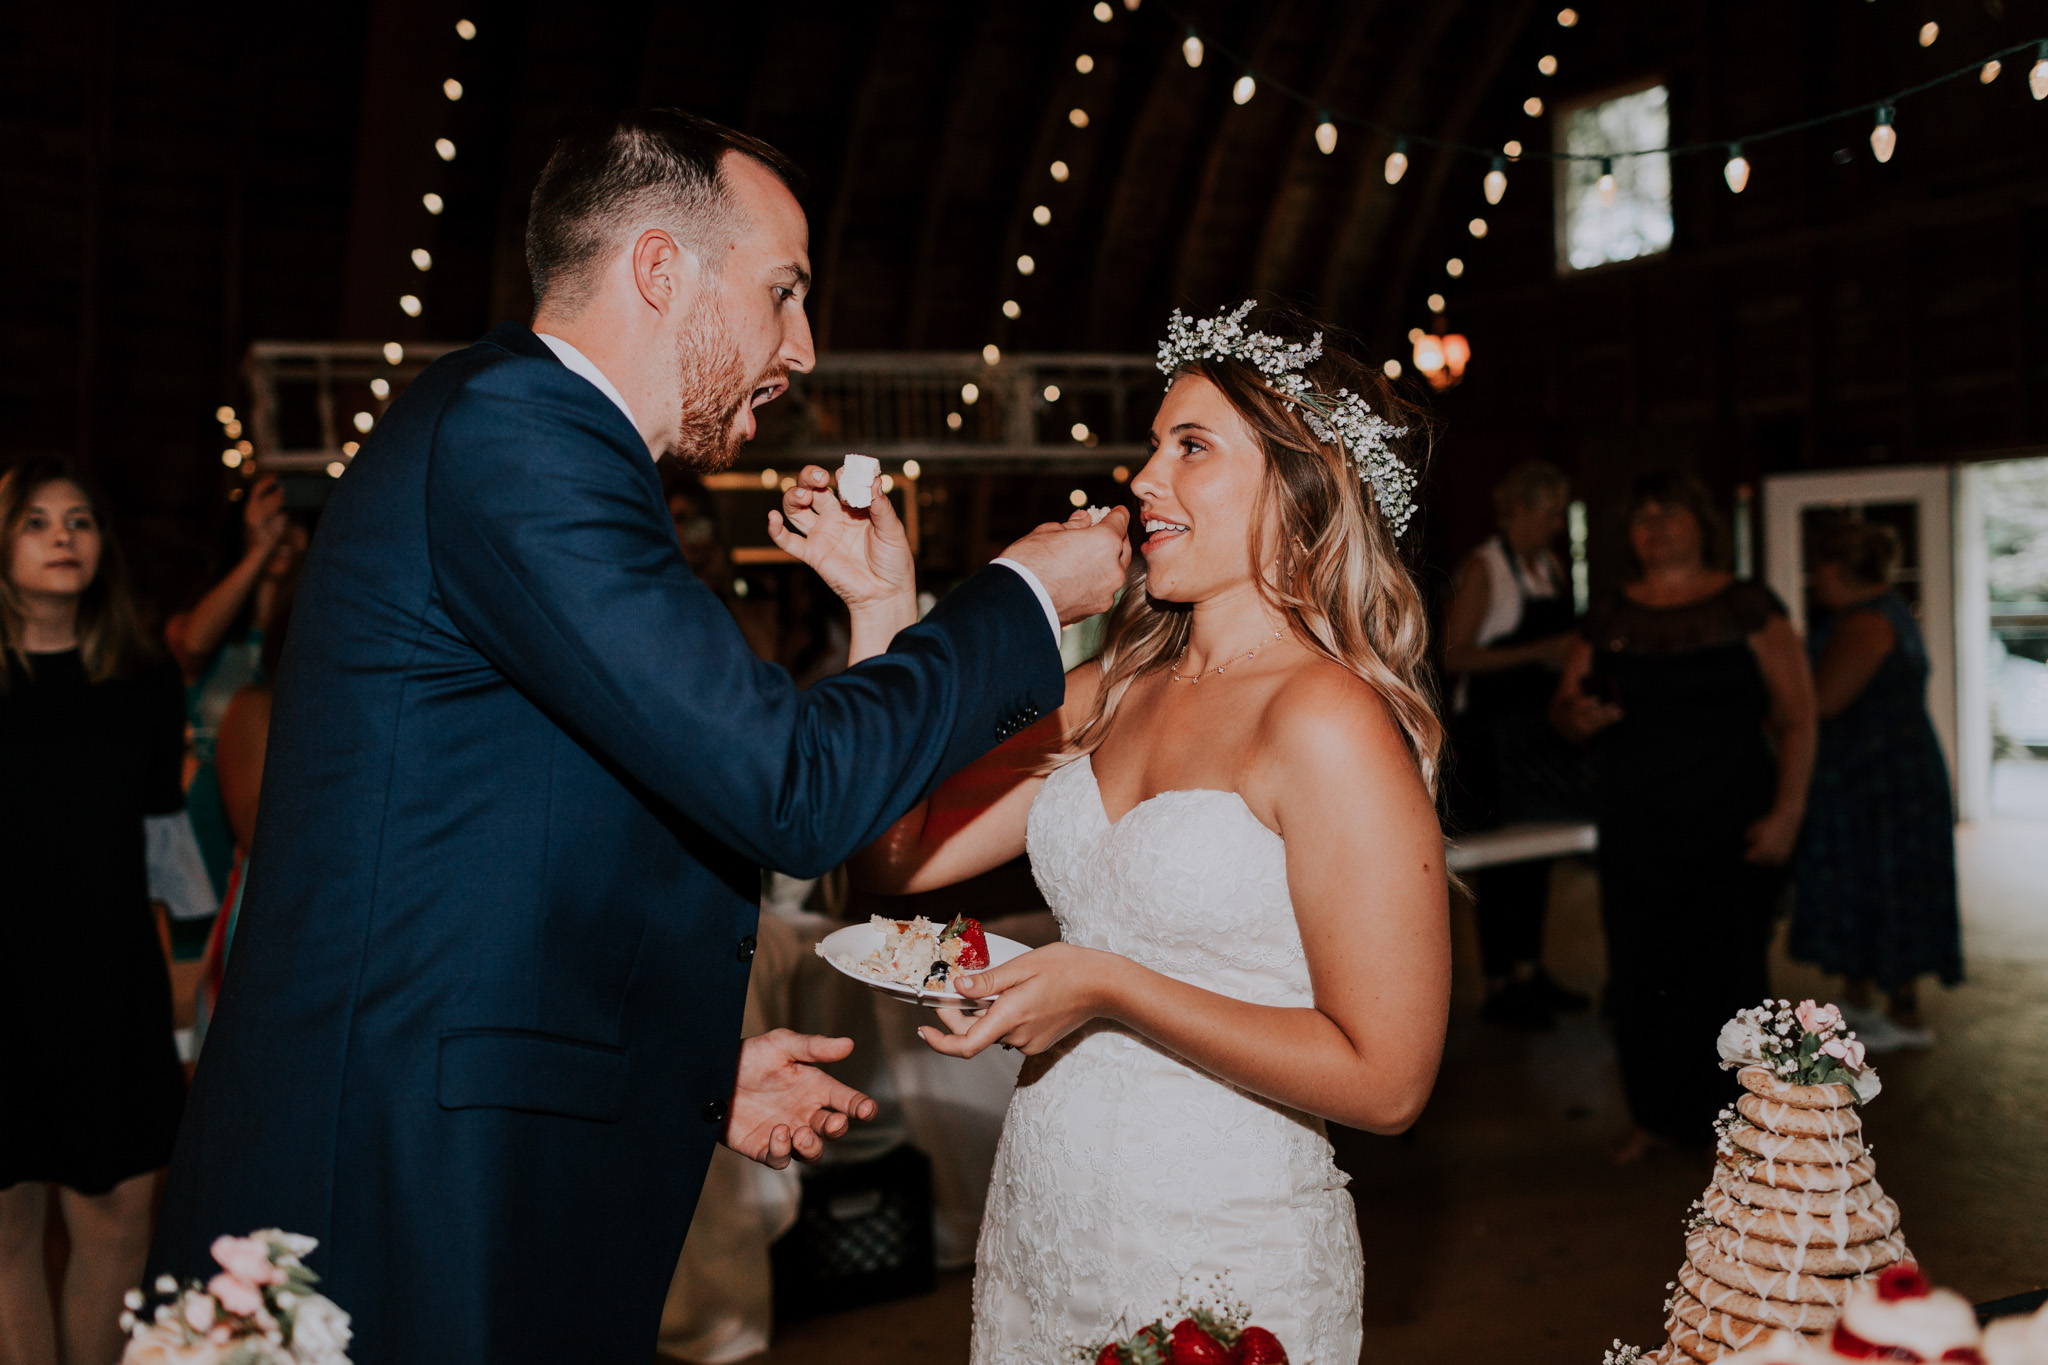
[1523,96,1545,117]
[1917,21,1938,47]
[1070,423,1090,442]
[1043,385,1061,402]
[1426,293,1445,313]
[1383,359,1403,379]
[1182,32,1204,68]
[1384,140,1409,185]
[1315,118,1338,155]
[1069,489,1088,507]
[1016,254,1036,275]
[341,441,359,456]
[1597,159,1617,205]
[1093,1,1111,20]
[902,460,921,478]
[1538,54,1557,76]
[236,439,253,454]
[215,405,236,423]
[1484,157,1507,205]
[945,411,963,430]
[1409,327,1426,343]
[370,377,390,399]
[328,461,346,478]
[1050,160,1070,182]
[759,469,779,488]
[222,449,242,468]
[983,344,1002,365]
[1413,335,1445,374]
[1232,75,1256,105]
[411,248,433,271]
[422,193,444,215]
[434,138,456,161]
[1446,257,1465,278]
[1468,217,1489,238]
[1075,53,1095,74]
[1113,465,1130,481]
[353,411,375,433]
[1504,140,1523,158]
[443,78,463,101]
[383,342,404,364]
[455,18,476,39]
[1724,144,1750,193]
[961,382,981,405]
[1033,204,1051,225]
[879,474,894,494]
[1002,299,1021,319]
[1870,105,1895,163]
[1068,107,1090,128]
[1980,60,2001,84]
[399,294,422,317]
[1557,7,1578,26]
[2031,43,2048,100]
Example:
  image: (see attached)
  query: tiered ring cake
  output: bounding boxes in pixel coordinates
[1652,1065,1909,1365]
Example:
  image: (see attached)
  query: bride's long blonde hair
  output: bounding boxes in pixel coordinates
[1062,305,1445,796]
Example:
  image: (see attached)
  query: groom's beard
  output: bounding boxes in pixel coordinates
[669,302,756,473]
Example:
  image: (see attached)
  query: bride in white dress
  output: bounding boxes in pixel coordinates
[787,302,1450,1364]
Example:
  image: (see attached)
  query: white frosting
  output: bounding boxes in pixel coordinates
[1838,1282,1980,1360]
[1985,1304,2048,1365]
[1086,505,1111,525]
[1714,1328,1828,1365]
[837,453,880,508]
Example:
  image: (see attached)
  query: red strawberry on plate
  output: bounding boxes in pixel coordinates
[945,914,990,971]
[1231,1325,1288,1364]
[1169,1318,1231,1365]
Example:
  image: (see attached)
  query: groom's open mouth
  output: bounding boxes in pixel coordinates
[1141,517,1189,553]
[739,375,790,442]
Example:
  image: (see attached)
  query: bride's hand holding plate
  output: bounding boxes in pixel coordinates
[917,942,1124,1058]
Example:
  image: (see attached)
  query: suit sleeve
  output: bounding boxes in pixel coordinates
[425,359,1063,877]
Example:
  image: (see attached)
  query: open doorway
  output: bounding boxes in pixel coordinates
[1961,456,2048,821]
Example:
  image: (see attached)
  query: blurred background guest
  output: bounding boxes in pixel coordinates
[1552,472,1815,1163]
[0,458,187,1365]
[163,474,306,912]
[1443,459,1588,1029]
[1791,519,1960,1050]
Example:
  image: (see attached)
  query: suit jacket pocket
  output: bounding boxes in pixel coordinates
[436,1028,626,1122]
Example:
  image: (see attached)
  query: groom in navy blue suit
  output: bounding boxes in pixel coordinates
[151,111,1129,1362]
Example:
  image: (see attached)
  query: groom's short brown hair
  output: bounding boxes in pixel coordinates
[526,109,805,316]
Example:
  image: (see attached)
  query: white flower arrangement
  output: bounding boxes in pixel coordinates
[1156,300,1418,536]
[1715,998,1882,1103]
[1604,1339,1647,1365]
[120,1230,350,1365]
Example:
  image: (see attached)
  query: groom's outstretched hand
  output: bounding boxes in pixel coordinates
[998,506,1132,625]
[723,1029,878,1170]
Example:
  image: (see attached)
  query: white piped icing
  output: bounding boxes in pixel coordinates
[1838,1281,1980,1361]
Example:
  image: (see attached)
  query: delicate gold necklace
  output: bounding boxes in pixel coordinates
[1170,628,1284,683]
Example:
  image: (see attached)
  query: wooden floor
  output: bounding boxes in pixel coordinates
[712,822,2048,1365]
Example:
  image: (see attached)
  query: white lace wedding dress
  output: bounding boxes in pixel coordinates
[970,755,1363,1365]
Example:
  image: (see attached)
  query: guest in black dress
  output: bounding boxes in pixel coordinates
[1552,474,1816,1163]
[0,458,187,1365]
[1791,520,1959,1046]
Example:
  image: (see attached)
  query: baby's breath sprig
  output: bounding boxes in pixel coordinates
[1157,300,1418,536]
[1604,1341,1647,1365]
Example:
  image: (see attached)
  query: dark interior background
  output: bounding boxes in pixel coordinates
[6,0,2048,614]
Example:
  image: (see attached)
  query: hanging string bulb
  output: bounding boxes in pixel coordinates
[1384,139,1409,185]
[1980,59,2001,84]
[1232,73,1256,105]
[1182,30,1204,68]
[1596,158,1617,205]
[1723,142,1750,193]
[1315,113,1338,154]
[1484,155,1507,205]
[2031,41,2048,100]
[1870,104,1896,163]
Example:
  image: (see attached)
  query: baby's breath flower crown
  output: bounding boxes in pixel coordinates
[1156,299,1419,536]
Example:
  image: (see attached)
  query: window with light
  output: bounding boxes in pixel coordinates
[1555,82,1674,273]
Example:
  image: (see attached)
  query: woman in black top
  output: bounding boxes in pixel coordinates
[0,458,186,1365]
[1552,474,1816,1163]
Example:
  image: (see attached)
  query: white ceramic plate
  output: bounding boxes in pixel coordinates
[816,921,1030,1009]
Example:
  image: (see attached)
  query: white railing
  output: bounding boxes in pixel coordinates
[242,341,1156,476]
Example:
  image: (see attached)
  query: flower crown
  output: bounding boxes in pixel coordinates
[1155,300,1418,536]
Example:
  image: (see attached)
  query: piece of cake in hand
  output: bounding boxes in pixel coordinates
[837,453,881,509]
[1085,505,1112,526]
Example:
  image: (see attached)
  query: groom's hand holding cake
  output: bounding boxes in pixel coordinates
[149,109,1129,1365]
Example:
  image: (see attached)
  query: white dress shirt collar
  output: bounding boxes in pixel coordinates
[534,333,648,457]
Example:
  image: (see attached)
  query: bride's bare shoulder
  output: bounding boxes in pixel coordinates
[1260,655,1415,776]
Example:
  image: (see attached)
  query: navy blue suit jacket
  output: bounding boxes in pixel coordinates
[151,324,1061,1362]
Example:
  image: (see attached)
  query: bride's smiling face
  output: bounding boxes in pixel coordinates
[1131,373,1271,603]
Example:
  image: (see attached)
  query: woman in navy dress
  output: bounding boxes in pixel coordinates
[1791,519,1960,1043]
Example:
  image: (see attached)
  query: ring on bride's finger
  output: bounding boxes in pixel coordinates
[999,1043,1018,1052]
